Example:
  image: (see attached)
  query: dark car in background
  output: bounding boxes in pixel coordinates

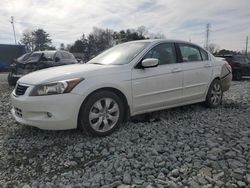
[8,50,78,86]
[216,55,250,80]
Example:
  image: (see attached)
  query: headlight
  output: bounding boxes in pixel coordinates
[30,78,84,96]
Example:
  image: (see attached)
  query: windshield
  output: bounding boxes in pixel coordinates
[88,42,149,65]
[26,52,42,62]
[25,51,55,62]
[17,53,31,62]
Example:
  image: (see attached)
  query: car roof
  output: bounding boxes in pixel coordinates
[32,50,71,53]
[126,39,205,49]
[128,39,194,44]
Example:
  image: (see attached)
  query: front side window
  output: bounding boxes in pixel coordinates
[179,44,202,62]
[42,51,55,61]
[144,43,177,65]
[55,52,62,60]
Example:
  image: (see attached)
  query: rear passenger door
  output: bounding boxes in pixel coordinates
[177,43,212,102]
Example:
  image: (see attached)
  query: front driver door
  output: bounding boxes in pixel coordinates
[131,43,183,114]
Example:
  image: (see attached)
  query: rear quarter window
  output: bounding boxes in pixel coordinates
[200,49,209,61]
[179,44,202,62]
[69,53,76,60]
[61,52,70,59]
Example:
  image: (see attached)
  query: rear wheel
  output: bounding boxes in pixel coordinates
[79,90,124,136]
[205,79,223,108]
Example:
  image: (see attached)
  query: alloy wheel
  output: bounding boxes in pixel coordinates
[89,98,120,133]
[210,83,222,105]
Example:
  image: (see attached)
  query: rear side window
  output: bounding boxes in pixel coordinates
[179,44,202,62]
[200,49,209,61]
[61,52,70,59]
[55,52,62,59]
[144,43,177,65]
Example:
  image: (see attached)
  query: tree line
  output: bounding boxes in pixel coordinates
[20,26,244,62]
[20,26,165,61]
[21,29,56,51]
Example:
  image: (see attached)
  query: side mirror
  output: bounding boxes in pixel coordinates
[55,57,60,62]
[141,58,159,68]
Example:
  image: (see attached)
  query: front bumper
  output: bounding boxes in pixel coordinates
[11,92,83,130]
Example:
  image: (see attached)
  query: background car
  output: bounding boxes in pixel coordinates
[216,54,250,80]
[8,50,78,86]
[11,40,232,136]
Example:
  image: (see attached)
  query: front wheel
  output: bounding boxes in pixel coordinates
[79,90,124,136]
[205,79,223,108]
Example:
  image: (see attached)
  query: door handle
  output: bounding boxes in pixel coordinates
[204,63,212,68]
[171,68,182,73]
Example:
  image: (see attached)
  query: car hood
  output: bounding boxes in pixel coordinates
[18,63,120,85]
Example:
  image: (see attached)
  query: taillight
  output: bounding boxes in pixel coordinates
[224,63,232,72]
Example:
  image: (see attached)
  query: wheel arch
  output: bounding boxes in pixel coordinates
[213,76,221,81]
[77,87,130,128]
[204,76,221,99]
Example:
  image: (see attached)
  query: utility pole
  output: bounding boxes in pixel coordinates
[10,16,17,44]
[246,36,248,55]
[205,23,210,50]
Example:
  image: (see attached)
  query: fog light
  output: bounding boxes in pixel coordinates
[47,112,52,118]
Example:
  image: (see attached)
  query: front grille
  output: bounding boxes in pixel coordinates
[14,107,22,117]
[15,84,29,96]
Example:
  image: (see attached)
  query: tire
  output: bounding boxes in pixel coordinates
[205,79,223,108]
[233,70,242,81]
[79,90,124,136]
[7,73,18,86]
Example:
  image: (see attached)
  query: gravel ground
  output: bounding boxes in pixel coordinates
[0,74,250,188]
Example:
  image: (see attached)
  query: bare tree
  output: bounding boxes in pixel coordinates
[208,43,220,54]
[32,29,52,51]
[149,32,166,39]
[60,43,65,50]
[20,30,35,52]
[21,29,53,51]
[137,26,148,37]
[65,44,71,51]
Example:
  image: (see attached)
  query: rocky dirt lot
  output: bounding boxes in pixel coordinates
[0,74,250,188]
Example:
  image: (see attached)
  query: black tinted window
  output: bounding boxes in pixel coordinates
[179,44,202,62]
[144,43,177,65]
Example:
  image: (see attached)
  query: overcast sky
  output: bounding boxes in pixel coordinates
[1,0,250,51]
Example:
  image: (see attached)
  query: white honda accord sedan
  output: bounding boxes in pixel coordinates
[11,39,232,136]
